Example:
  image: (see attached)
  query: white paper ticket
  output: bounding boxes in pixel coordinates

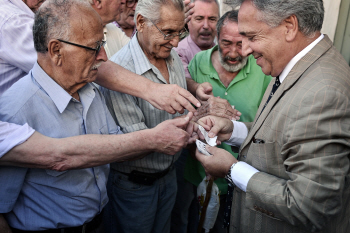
[198,125,217,147]
[196,139,212,156]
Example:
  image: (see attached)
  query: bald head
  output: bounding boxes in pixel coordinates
[33,0,102,53]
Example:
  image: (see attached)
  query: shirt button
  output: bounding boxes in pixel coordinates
[225,92,228,95]
[96,175,99,179]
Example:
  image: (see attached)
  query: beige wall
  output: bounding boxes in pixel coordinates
[322,0,342,41]
[219,0,342,41]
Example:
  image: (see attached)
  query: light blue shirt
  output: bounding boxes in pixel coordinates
[0,62,122,230]
[0,0,37,97]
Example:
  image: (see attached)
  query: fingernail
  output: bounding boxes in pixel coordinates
[196,102,201,107]
[209,132,214,137]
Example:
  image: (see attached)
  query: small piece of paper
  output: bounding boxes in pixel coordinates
[196,139,212,156]
[198,125,217,147]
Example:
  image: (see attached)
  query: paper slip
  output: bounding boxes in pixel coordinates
[196,139,212,156]
[198,125,217,147]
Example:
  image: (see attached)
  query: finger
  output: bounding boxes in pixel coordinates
[162,105,176,115]
[170,115,191,128]
[208,124,223,138]
[178,88,201,108]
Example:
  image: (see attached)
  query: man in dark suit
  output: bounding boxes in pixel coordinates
[193,0,350,232]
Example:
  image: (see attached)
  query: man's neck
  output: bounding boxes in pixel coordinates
[121,27,134,38]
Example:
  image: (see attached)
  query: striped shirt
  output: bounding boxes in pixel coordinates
[0,0,37,97]
[100,33,187,173]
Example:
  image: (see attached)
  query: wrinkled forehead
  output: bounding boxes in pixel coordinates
[237,1,261,35]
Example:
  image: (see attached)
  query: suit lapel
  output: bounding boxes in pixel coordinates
[240,35,333,152]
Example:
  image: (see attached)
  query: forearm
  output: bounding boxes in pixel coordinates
[0,214,11,233]
[1,131,156,171]
[186,78,200,96]
[95,60,152,99]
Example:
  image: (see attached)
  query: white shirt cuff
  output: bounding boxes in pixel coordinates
[226,121,248,147]
[230,161,259,192]
[0,123,35,158]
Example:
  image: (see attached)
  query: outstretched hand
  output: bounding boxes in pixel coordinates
[153,112,194,155]
[146,83,201,114]
[195,146,237,178]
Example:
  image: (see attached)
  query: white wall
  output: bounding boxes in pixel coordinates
[322,0,342,41]
[219,0,342,41]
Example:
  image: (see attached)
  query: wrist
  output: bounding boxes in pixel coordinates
[225,161,239,184]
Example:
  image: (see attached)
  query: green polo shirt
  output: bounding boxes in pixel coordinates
[185,45,272,194]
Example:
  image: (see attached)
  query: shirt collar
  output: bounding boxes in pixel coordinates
[187,35,216,52]
[32,62,96,113]
[279,34,324,83]
[9,0,35,17]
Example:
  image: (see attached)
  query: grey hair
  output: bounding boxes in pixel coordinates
[224,0,324,37]
[216,10,238,38]
[33,0,91,53]
[193,0,220,9]
[135,0,184,25]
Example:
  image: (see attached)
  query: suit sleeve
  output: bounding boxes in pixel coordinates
[245,85,350,231]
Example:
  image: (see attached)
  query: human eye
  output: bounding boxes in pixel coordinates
[195,16,203,22]
[247,36,256,42]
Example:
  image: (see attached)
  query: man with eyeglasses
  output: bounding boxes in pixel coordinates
[0,0,140,232]
[113,0,138,38]
[0,0,201,115]
[99,0,193,233]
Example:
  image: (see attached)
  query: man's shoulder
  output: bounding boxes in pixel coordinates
[0,0,30,21]
[0,74,40,120]
[110,43,134,69]
[175,36,190,49]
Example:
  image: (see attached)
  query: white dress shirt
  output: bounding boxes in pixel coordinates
[0,122,35,158]
[0,0,37,97]
[226,34,325,192]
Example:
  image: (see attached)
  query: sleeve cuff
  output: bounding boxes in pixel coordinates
[226,121,248,147]
[230,161,259,192]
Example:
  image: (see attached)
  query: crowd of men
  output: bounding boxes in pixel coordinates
[0,0,349,233]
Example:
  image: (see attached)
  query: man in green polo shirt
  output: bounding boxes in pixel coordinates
[185,10,272,232]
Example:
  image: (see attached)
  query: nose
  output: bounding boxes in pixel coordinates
[241,37,253,57]
[202,18,209,29]
[170,36,181,48]
[96,46,108,62]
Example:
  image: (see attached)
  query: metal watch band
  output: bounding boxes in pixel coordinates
[225,161,238,184]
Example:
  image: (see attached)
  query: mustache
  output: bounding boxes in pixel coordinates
[223,55,243,63]
[91,62,103,70]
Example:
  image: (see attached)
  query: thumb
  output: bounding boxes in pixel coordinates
[170,114,191,129]
[208,125,221,138]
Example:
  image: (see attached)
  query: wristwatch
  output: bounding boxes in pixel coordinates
[225,161,239,184]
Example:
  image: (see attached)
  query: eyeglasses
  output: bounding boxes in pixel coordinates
[57,39,106,56]
[126,0,138,8]
[148,20,188,40]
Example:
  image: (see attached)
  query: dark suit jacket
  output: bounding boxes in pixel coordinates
[229,35,350,233]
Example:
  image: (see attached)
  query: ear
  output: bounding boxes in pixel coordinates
[283,14,298,42]
[136,14,145,32]
[47,39,62,66]
[92,0,102,9]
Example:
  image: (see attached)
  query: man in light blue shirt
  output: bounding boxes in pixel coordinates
[0,0,120,231]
